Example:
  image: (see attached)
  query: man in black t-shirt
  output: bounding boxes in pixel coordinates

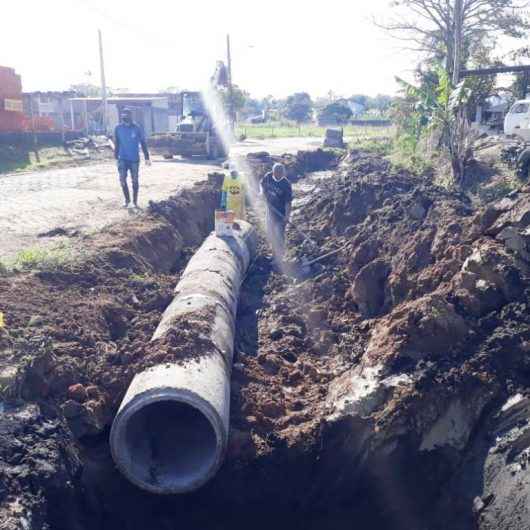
[260,162,293,259]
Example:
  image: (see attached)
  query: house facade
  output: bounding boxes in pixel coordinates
[0,66,26,132]
[22,91,78,131]
[68,96,170,135]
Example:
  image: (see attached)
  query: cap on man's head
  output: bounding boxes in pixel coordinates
[121,107,132,118]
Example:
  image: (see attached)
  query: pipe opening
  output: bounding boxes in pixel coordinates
[121,399,219,493]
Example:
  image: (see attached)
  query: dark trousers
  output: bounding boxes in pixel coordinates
[266,208,287,258]
[118,159,139,204]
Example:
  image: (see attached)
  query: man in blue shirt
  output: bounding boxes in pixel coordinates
[114,108,151,208]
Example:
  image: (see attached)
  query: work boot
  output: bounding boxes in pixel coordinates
[132,185,139,209]
[121,184,131,206]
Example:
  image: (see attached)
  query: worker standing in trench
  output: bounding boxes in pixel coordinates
[114,108,151,209]
[260,162,293,262]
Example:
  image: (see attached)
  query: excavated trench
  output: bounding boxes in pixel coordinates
[2,148,530,530]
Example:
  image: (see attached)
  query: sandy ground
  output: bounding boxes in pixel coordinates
[0,137,322,260]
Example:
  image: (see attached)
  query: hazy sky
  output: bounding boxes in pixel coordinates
[1,0,421,98]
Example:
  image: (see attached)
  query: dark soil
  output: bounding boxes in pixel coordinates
[1,148,530,529]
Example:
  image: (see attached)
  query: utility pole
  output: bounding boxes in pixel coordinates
[452,0,464,85]
[226,34,235,130]
[85,100,89,136]
[83,70,92,136]
[98,29,108,135]
[29,94,37,148]
[59,97,65,143]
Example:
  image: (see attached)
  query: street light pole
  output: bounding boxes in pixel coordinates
[84,71,91,137]
[226,34,235,130]
[98,29,108,135]
[29,94,37,148]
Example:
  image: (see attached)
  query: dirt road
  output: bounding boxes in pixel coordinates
[0,137,322,261]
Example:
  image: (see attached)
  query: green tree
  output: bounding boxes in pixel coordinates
[219,84,249,117]
[370,94,394,112]
[350,94,369,107]
[241,98,263,118]
[284,92,314,123]
[318,101,353,125]
[393,65,477,185]
[381,0,530,78]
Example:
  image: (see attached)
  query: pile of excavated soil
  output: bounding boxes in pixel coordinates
[0,179,220,526]
[244,148,341,188]
[0,151,343,530]
[253,151,530,529]
[2,148,530,530]
[212,150,530,529]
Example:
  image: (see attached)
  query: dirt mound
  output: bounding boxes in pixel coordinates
[282,151,530,528]
[0,180,220,528]
[0,401,83,528]
[210,150,530,528]
[246,148,341,184]
[2,148,530,529]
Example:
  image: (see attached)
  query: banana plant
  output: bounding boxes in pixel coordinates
[394,64,476,185]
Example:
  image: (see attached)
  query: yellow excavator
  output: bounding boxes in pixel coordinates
[149,91,228,160]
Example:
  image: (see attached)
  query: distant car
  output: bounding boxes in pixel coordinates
[504,99,530,179]
[504,100,530,141]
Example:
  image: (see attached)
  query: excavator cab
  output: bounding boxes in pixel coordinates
[150,91,227,159]
[182,92,204,118]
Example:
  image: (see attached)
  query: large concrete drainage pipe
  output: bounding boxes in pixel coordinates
[110,221,257,494]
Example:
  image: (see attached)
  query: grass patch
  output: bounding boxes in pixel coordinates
[236,122,393,140]
[387,134,434,176]
[7,243,74,272]
[0,145,94,175]
[128,272,152,283]
[350,135,394,156]
[347,131,432,176]
[0,145,34,173]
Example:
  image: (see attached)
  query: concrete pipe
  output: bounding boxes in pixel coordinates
[110,221,257,494]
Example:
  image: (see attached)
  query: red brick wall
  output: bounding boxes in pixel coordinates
[0,66,26,132]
